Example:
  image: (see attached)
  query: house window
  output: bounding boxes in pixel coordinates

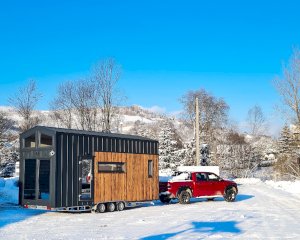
[40,134,53,147]
[98,162,126,173]
[24,134,36,148]
[148,160,153,178]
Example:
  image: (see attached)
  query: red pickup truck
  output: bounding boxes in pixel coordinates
[159,171,238,204]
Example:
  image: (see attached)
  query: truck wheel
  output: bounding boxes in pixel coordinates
[107,202,116,212]
[159,195,171,204]
[179,190,191,204]
[117,202,125,211]
[97,203,106,213]
[224,187,237,202]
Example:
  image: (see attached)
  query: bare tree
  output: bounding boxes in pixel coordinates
[180,89,229,143]
[0,111,14,140]
[273,48,300,124]
[246,105,267,136]
[72,79,98,131]
[51,58,124,132]
[92,58,123,132]
[51,79,99,131]
[50,81,74,129]
[9,80,42,130]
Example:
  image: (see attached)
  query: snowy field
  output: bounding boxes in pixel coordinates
[1,179,300,239]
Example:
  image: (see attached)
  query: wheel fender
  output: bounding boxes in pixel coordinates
[177,187,192,198]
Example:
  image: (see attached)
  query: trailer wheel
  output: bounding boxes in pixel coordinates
[107,202,116,212]
[96,203,106,213]
[117,202,125,211]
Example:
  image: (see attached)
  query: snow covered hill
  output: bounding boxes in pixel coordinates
[0,105,280,178]
[0,178,300,239]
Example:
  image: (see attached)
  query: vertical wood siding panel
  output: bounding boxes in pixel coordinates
[144,154,147,200]
[93,152,158,203]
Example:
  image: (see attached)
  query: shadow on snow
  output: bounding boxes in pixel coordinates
[0,205,46,229]
[141,220,242,240]
[235,194,254,202]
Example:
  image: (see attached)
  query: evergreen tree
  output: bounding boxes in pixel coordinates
[278,125,293,154]
[158,120,179,170]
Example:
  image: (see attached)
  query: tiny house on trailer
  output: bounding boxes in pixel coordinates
[19,126,159,212]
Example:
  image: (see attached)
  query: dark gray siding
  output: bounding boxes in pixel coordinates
[55,132,158,208]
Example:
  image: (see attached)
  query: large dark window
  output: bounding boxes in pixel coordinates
[40,134,53,147]
[24,159,36,199]
[98,162,126,173]
[148,160,153,178]
[80,159,92,200]
[24,134,36,148]
[38,160,50,200]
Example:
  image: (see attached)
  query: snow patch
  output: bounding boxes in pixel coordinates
[235,178,262,185]
[142,105,166,114]
[170,173,191,182]
[177,166,220,176]
[123,115,153,123]
[0,177,19,205]
[265,180,300,194]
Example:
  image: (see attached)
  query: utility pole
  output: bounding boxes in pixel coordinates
[195,97,200,165]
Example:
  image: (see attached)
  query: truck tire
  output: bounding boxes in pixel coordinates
[96,203,106,213]
[159,195,171,204]
[179,190,191,204]
[107,202,116,212]
[117,202,125,211]
[224,186,237,202]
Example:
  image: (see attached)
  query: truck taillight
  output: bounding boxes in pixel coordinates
[167,183,171,189]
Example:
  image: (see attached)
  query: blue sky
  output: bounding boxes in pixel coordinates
[1,0,300,134]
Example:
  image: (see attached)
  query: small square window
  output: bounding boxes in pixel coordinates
[40,134,53,147]
[24,134,36,148]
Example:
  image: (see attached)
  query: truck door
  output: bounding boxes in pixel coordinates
[206,173,222,195]
[194,173,213,197]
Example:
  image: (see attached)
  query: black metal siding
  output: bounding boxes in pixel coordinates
[56,134,62,207]
[55,132,159,208]
[67,134,73,207]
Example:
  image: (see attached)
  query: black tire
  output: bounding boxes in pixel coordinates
[117,202,125,211]
[159,195,171,204]
[207,198,215,201]
[107,202,116,212]
[178,190,191,204]
[96,203,106,213]
[224,187,237,202]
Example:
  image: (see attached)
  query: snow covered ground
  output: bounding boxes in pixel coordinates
[1,179,300,239]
